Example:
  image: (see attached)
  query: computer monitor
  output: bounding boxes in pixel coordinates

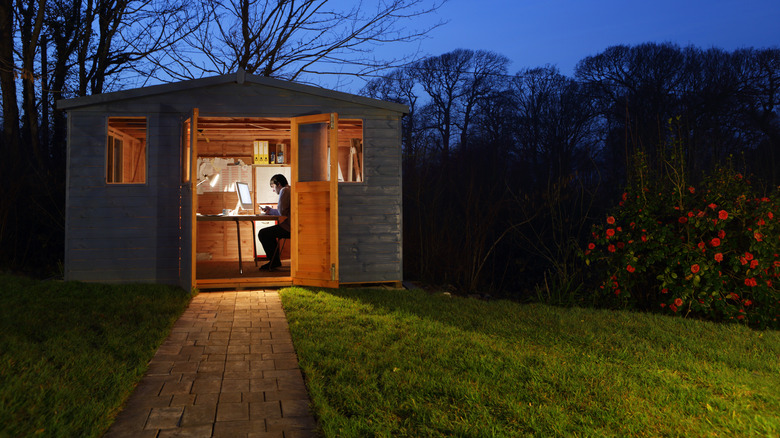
[235,182,253,211]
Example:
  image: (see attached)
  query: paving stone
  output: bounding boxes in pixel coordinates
[160,380,193,396]
[219,392,242,403]
[250,401,282,419]
[250,378,278,392]
[227,344,250,355]
[171,361,200,374]
[280,400,310,417]
[221,378,250,393]
[204,345,228,355]
[195,393,220,405]
[145,407,184,430]
[250,360,277,372]
[157,425,213,438]
[191,377,222,394]
[216,402,250,422]
[212,420,266,438]
[181,403,217,427]
[197,361,225,373]
[170,393,197,407]
[226,360,250,373]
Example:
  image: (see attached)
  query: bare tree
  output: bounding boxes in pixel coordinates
[73,0,206,94]
[457,50,509,149]
[513,66,596,183]
[155,0,446,83]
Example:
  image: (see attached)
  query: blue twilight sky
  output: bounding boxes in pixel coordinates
[325,0,779,91]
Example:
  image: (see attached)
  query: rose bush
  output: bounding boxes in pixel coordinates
[582,159,780,329]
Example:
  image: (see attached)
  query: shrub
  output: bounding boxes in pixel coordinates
[582,154,780,329]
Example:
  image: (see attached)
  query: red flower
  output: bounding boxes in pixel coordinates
[679,217,688,224]
[588,242,596,250]
[697,242,705,250]
[708,203,717,209]
[718,229,726,239]
[691,264,700,274]
[755,232,763,242]
[660,303,666,308]
[745,252,754,261]
[688,211,695,218]
[661,288,669,294]
[769,212,774,219]
[606,228,615,237]
[714,253,723,262]
[607,216,615,224]
[710,238,721,247]
[607,244,616,253]
[670,304,678,312]
[627,265,635,273]
[617,242,625,249]
[744,299,753,306]
[718,210,728,220]
[641,235,648,242]
[622,192,628,201]
[745,278,757,287]
[674,298,683,307]
[688,186,695,194]
[750,259,759,269]
[757,219,766,226]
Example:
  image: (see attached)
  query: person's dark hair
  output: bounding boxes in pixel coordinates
[271,174,289,187]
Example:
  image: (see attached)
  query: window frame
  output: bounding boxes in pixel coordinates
[337,118,364,184]
[105,116,148,185]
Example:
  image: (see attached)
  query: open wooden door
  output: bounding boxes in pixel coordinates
[187,109,199,290]
[291,114,339,288]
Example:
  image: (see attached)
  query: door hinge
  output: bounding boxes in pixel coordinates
[329,113,335,130]
[331,263,336,281]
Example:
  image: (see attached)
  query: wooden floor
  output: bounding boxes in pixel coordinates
[196,260,292,290]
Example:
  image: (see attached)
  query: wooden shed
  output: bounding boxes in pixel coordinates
[59,71,407,290]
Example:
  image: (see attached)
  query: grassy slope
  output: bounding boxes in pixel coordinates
[280,287,780,437]
[0,274,191,438]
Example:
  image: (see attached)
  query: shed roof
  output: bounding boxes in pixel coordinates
[57,70,409,114]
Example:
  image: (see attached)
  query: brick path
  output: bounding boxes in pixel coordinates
[104,289,318,438]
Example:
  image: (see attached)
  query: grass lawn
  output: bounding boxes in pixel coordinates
[280,286,780,437]
[0,274,191,437]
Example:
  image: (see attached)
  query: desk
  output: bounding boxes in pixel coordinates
[197,214,281,274]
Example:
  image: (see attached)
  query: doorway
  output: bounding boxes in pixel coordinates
[186,114,341,289]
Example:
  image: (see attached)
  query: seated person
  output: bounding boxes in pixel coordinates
[258,174,290,270]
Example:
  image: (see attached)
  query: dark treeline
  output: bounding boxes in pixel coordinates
[362,43,780,297]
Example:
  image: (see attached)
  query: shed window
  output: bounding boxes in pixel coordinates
[337,119,363,183]
[107,117,146,183]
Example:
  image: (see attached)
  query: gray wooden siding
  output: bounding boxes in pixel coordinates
[65,111,184,285]
[338,117,402,283]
